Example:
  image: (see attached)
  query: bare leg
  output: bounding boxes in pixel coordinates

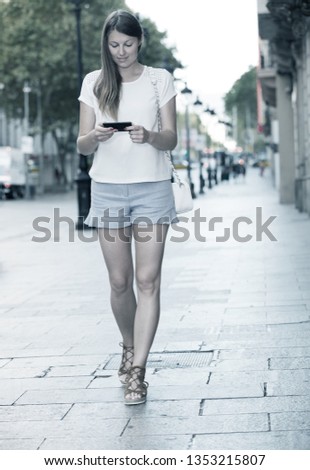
[132,224,169,367]
[98,227,136,347]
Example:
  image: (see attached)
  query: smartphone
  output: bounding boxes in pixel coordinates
[102,121,132,131]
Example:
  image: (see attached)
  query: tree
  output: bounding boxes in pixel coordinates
[0,0,182,185]
[224,66,257,149]
[138,17,182,73]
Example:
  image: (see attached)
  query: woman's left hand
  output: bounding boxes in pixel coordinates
[126,125,150,144]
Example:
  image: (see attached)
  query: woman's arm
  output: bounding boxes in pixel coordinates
[127,96,177,151]
[77,102,116,155]
[148,96,177,150]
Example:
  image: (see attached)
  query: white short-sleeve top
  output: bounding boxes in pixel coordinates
[78,66,177,184]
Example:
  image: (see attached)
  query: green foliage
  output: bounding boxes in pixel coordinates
[224,66,257,147]
[0,0,127,130]
[138,18,182,72]
[224,66,257,118]
[253,136,266,153]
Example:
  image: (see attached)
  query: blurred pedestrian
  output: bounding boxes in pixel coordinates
[259,159,268,177]
[208,155,217,187]
[77,10,177,405]
[54,166,61,185]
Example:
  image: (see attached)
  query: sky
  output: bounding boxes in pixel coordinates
[126,0,259,140]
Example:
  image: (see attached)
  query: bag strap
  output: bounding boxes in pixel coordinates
[147,67,182,186]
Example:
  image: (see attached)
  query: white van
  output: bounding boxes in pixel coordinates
[0,146,26,199]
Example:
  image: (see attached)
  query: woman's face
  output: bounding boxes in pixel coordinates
[108,30,140,69]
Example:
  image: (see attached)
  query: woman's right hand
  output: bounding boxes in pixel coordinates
[77,103,116,154]
[93,125,117,143]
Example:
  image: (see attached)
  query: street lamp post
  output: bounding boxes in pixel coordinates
[23,82,32,199]
[0,83,5,146]
[193,96,205,194]
[66,0,91,230]
[35,81,44,195]
[181,83,196,199]
[23,82,31,136]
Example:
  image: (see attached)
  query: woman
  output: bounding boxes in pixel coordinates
[77,10,177,405]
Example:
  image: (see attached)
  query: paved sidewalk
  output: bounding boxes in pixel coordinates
[0,167,309,450]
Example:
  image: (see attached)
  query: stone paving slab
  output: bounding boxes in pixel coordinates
[1,307,108,318]
[91,369,210,388]
[218,330,272,342]
[210,358,268,371]
[2,354,109,369]
[270,357,310,369]
[219,346,310,360]
[222,311,301,326]
[264,300,308,307]
[163,341,204,351]
[0,404,71,422]
[208,369,310,386]
[210,337,310,349]
[85,373,119,388]
[267,382,310,396]
[184,304,225,314]
[270,411,310,431]
[0,359,11,368]
[145,369,211,387]
[0,418,128,440]
[300,283,310,291]
[63,342,119,356]
[223,313,268,326]
[265,292,305,301]
[90,382,264,400]
[201,396,310,415]
[225,305,308,315]
[267,311,310,323]
[46,365,101,377]
[0,439,44,450]
[15,387,125,405]
[64,400,201,420]
[267,323,310,338]
[192,430,310,450]
[40,435,191,450]
[0,377,92,394]
[125,413,268,436]
[16,380,264,406]
[0,390,26,406]
[0,341,33,351]
[0,348,72,358]
[0,367,52,379]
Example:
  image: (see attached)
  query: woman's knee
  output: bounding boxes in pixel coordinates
[136,271,160,295]
[110,274,133,294]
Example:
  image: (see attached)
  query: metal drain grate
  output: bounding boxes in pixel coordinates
[105,350,213,370]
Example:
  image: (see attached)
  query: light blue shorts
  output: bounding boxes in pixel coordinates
[84,180,178,229]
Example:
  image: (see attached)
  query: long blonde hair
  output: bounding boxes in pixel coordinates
[94,10,143,119]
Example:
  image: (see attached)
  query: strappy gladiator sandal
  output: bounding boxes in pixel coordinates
[118,342,134,385]
[124,366,149,406]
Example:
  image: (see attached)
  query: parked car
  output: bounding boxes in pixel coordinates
[171,153,188,169]
[0,146,26,199]
[172,154,198,170]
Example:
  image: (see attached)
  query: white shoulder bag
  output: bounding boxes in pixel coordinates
[148,67,194,215]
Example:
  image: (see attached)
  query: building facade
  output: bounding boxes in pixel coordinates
[257,0,310,215]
